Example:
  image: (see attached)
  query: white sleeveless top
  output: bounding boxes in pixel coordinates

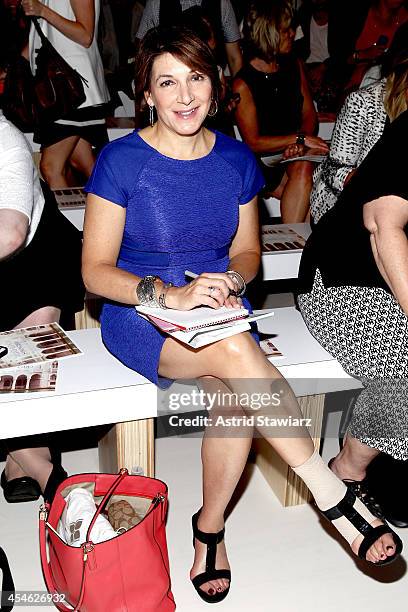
[29,0,110,109]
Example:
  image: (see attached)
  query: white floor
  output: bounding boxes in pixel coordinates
[1,421,407,612]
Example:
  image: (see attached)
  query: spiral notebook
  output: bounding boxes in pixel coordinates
[136,305,249,332]
[136,305,274,348]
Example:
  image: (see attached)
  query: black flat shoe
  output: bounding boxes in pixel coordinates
[191,510,231,604]
[321,488,403,566]
[1,470,41,503]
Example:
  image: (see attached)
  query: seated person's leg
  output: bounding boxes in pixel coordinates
[280,160,314,223]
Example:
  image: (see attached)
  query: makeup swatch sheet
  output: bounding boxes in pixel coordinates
[262,226,306,253]
[0,323,82,369]
[53,187,86,209]
[0,361,59,394]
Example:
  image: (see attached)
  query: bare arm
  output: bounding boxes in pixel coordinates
[22,0,95,48]
[0,210,29,260]
[225,41,243,77]
[233,78,327,154]
[82,194,142,303]
[298,60,318,135]
[363,195,408,314]
[228,196,261,283]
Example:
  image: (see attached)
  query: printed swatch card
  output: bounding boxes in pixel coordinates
[53,186,86,210]
[259,337,284,359]
[262,226,306,252]
[0,361,59,393]
[0,323,82,369]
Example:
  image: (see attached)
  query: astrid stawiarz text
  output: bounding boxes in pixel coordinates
[167,415,313,428]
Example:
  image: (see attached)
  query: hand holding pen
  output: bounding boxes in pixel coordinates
[184,270,243,309]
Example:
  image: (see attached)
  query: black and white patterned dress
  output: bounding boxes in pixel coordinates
[297,112,408,460]
[298,271,408,460]
[310,81,387,223]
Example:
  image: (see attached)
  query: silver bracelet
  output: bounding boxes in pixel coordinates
[136,275,161,307]
[158,282,173,309]
[226,270,246,297]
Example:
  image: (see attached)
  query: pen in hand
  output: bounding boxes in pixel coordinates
[185,270,198,280]
[184,270,240,299]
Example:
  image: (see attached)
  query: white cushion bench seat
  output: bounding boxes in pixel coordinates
[0,308,360,507]
[0,329,156,477]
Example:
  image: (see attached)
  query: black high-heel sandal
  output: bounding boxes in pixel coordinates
[328,457,384,519]
[321,488,403,566]
[191,510,231,604]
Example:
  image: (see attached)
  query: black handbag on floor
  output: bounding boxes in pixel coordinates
[0,546,14,611]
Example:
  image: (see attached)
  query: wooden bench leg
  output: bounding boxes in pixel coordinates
[98,419,155,477]
[252,393,325,506]
[74,296,102,330]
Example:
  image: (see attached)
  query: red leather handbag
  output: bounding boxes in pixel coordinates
[39,470,176,611]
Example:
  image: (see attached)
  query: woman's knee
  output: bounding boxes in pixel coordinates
[40,155,62,182]
[212,333,260,371]
[286,161,314,181]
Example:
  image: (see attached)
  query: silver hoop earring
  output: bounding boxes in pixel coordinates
[207,99,218,117]
[149,104,155,127]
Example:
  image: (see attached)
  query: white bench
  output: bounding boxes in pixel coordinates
[261,222,311,281]
[1,309,360,508]
[0,329,157,477]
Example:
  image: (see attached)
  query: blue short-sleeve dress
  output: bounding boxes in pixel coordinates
[85,129,264,388]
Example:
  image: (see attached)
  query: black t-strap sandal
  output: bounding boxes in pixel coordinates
[191,510,231,603]
[321,488,403,566]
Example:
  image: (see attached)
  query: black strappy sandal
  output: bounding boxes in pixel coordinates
[191,510,231,603]
[321,488,403,566]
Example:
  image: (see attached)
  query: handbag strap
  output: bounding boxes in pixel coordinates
[30,17,89,87]
[31,17,48,45]
[0,547,15,612]
[86,469,129,542]
[39,511,83,612]
[39,470,129,612]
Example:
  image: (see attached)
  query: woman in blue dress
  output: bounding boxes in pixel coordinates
[82,25,402,604]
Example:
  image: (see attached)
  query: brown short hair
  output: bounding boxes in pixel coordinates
[135,25,222,109]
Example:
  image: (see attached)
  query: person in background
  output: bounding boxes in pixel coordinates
[233,0,328,222]
[294,0,335,111]
[328,0,407,99]
[0,49,84,502]
[83,24,402,605]
[310,21,408,224]
[136,0,243,76]
[297,109,408,540]
[22,0,110,188]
